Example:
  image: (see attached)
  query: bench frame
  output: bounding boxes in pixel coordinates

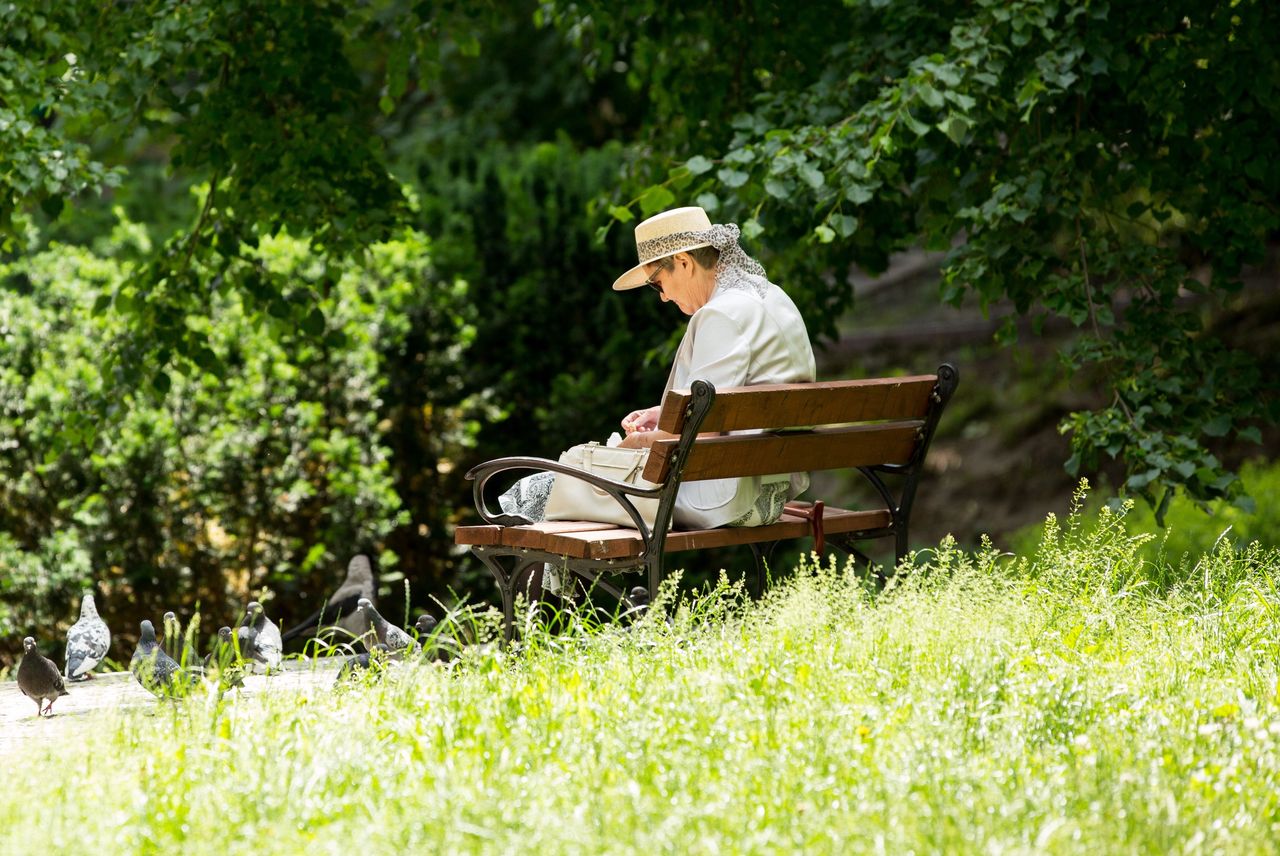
[460,364,958,640]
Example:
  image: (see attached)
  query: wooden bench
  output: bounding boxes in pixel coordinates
[456,363,958,640]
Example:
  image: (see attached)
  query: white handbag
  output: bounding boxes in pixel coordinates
[544,441,662,529]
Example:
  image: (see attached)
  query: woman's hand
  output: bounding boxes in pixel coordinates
[619,429,668,449]
[621,405,661,435]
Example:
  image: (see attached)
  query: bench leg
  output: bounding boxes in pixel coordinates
[472,548,544,645]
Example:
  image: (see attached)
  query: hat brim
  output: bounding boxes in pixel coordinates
[611,242,714,291]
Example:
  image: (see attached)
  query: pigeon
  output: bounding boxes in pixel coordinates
[162,611,186,667]
[203,626,236,671]
[236,625,266,665]
[65,593,111,681]
[356,598,419,658]
[203,626,246,694]
[628,586,650,615]
[130,619,193,699]
[282,554,377,645]
[414,614,460,662]
[334,643,390,685]
[17,637,69,717]
[237,601,282,671]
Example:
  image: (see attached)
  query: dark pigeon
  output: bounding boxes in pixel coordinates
[357,598,419,658]
[414,614,460,662]
[65,593,110,681]
[203,626,245,694]
[627,586,650,619]
[203,626,235,671]
[130,619,193,699]
[18,637,69,717]
[282,554,377,645]
[237,601,282,671]
[334,643,390,685]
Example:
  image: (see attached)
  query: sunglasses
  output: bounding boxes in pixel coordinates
[643,271,664,295]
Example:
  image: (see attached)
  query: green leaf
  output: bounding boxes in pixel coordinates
[638,185,676,216]
[718,168,749,189]
[1203,414,1231,437]
[764,178,790,199]
[741,218,764,240]
[844,185,873,205]
[918,84,945,109]
[685,155,714,175]
[798,165,825,190]
[831,213,858,238]
[937,114,971,144]
[608,205,634,223]
[301,308,325,336]
[814,224,836,243]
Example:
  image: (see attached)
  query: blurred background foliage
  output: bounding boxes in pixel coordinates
[1,0,1276,660]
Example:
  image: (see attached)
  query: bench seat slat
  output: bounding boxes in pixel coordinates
[457,507,894,560]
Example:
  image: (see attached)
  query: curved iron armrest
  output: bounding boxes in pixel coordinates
[463,381,719,558]
[464,456,667,536]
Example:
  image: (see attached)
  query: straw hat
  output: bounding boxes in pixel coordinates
[612,206,715,291]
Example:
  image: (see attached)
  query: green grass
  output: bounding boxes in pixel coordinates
[5,499,1280,854]
[1007,459,1280,580]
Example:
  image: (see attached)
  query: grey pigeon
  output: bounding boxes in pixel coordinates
[357,598,419,658]
[17,637,69,717]
[162,611,187,667]
[65,593,110,681]
[282,554,377,644]
[628,586,650,614]
[130,619,193,699]
[203,626,245,694]
[334,643,390,685]
[236,625,266,666]
[414,614,460,662]
[203,626,235,671]
[237,601,282,671]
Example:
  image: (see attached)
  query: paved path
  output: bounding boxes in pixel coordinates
[0,661,344,756]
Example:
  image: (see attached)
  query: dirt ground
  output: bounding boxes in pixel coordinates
[0,661,343,756]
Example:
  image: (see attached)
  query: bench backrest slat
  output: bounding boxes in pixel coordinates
[656,375,936,435]
[643,421,923,483]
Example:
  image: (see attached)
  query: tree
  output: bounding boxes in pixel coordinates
[554,0,1279,519]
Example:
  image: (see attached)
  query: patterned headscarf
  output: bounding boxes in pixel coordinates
[638,223,770,298]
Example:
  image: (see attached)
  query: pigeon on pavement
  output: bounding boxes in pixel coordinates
[238,601,282,671]
[203,626,235,671]
[334,643,390,685]
[65,593,110,681]
[414,614,461,662]
[130,619,192,699]
[357,598,419,658]
[18,637,69,717]
[282,554,377,645]
[162,611,189,669]
[236,625,267,666]
[203,626,245,694]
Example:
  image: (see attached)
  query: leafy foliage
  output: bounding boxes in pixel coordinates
[563,0,1279,517]
[0,220,474,648]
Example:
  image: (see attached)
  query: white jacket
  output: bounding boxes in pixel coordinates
[665,282,816,528]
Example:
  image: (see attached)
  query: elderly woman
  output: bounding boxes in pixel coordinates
[499,205,815,533]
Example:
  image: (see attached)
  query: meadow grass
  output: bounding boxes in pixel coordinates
[5,495,1280,854]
